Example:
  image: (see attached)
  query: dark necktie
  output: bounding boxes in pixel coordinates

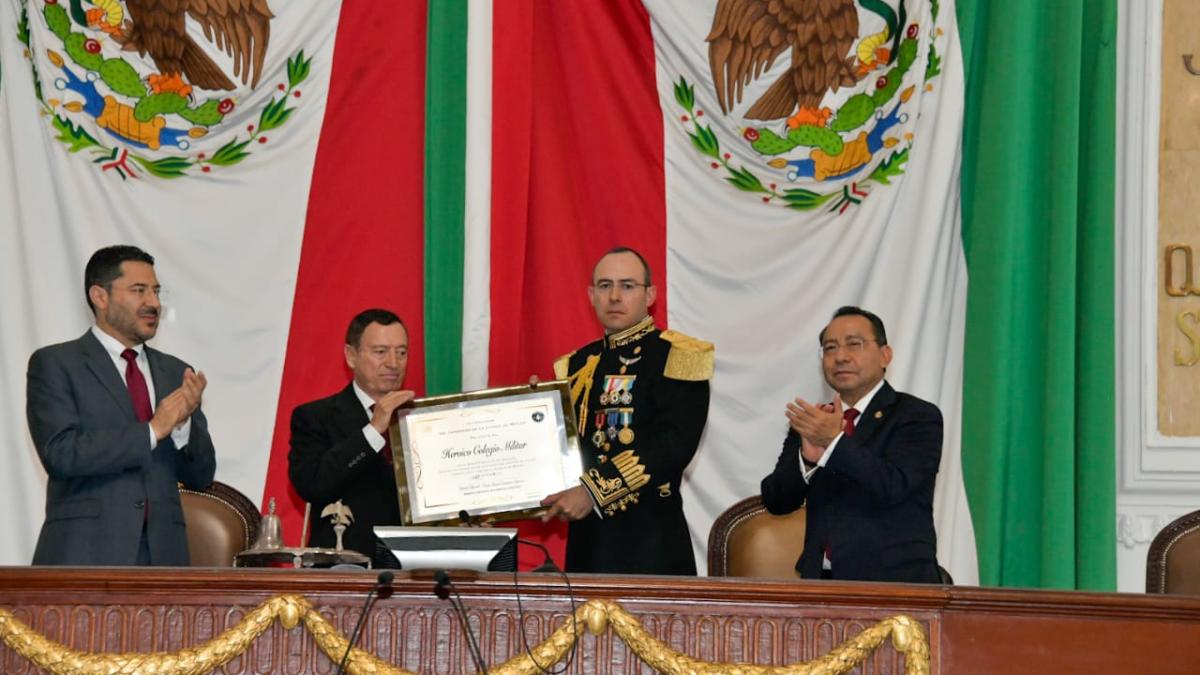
[121,349,153,423]
[825,408,862,571]
[843,408,860,437]
[370,404,394,464]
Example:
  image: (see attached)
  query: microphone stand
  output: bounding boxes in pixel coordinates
[335,571,394,675]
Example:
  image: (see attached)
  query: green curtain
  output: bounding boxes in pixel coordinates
[957,0,1117,589]
[423,0,468,396]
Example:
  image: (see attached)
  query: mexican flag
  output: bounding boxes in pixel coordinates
[446,0,979,579]
[0,0,1115,589]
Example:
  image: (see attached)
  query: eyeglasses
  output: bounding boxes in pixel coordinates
[111,284,167,302]
[820,337,876,357]
[592,280,648,294]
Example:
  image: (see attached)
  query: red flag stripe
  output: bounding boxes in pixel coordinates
[488,0,668,568]
[261,1,429,544]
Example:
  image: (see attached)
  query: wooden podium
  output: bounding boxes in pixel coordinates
[0,567,1198,673]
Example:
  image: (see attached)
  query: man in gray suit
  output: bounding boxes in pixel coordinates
[27,245,216,566]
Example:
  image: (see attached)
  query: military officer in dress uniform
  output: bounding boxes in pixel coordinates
[540,247,713,575]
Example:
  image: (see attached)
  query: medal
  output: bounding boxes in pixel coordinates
[592,412,607,448]
[601,376,621,407]
[603,375,636,409]
[617,408,635,445]
[606,410,619,438]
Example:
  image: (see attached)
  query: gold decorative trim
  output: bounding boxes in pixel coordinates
[582,468,628,507]
[606,315,656,348]
[611,449,650,491]
[661,329,715,381]
[566,353,601,439]
[553,352,574,380]
[0,594,930,675]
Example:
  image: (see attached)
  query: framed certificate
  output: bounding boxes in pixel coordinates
[389,381,583,525]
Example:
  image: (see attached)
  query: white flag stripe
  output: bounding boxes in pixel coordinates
[0,2,342,564]
[461,0,494,391]
[646,0,978,582]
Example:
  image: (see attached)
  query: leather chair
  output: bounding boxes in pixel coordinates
[179,481,261,567]
[1146,508,1200,595]
[707,495,805,578]
[707,495,954,583]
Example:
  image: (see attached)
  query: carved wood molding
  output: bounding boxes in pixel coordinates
[0,593,931,675]
[2,569,1199,673]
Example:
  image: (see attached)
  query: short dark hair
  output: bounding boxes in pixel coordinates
[84,245,154,312]
[345,309,405,348]
[595,246,652,285]
[819,306,888,346]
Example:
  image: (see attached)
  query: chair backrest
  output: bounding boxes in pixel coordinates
[707,495,805,578]
[179,481,262,567]
[1146,508,1200,594]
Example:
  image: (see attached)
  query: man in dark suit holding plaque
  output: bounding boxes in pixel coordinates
[27,245,216,566]
[288,309,415,558]
[761,306,942,583]
[541,247,713,575]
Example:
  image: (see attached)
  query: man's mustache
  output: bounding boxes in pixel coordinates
[138,308,159,318]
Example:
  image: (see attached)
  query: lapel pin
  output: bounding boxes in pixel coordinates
[874,411,883,419]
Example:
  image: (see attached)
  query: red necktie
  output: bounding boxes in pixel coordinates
[843,408,860,438]
[122,348,153,524]
[370,404,394,464]
[121,349,153,423]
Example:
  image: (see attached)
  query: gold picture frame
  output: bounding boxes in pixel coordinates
[388,380,582,525]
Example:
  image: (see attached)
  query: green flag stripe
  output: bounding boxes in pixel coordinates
[424,0,468,395]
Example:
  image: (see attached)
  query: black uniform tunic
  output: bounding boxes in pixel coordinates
[555,316,712,575]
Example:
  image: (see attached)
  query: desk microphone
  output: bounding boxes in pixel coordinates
[433,570,488,674]
[335,571,394,675]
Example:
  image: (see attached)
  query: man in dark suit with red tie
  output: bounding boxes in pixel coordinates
[761,306,942,583]
[288,309,414,559]
[27,245,216,566]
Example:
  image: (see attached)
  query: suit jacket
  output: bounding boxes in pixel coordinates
[555,318,712,575]
[761,381,942,583]
[27,330,216,566]
[288,384,401,558]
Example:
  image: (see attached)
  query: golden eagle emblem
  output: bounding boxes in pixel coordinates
[706,0,901,127]
[80,0,273,97]
[24,0,312,180]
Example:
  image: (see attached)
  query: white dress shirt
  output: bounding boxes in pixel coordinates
[352,381,389,453]
[90,326,191,449]
[800,377,887,483]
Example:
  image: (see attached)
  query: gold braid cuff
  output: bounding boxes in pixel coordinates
[0,594,929,675]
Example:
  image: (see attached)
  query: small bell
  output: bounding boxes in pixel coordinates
[253,497,284,550]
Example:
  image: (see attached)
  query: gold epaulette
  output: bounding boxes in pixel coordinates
[553,351,575,380]
[660,330,714,381]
